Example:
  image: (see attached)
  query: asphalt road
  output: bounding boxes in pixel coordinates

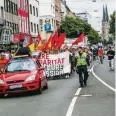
[0,58,115,116]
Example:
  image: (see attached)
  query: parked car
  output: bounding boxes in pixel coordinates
[0,56,48,97]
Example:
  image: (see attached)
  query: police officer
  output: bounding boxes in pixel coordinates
[75,47,89,87]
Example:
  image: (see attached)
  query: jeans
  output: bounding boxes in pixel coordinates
[77,66,88,84]
[109,59,114,70]
[99,56,103,64]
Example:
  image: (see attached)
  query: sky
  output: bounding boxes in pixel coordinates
[66,0,115,32]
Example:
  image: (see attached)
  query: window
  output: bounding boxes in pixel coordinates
[15,4,18,15]
[7,0,10,12]
[30,4,32,14]
[52,19,53,26]
[40,19,43,25]
[37,24,39,32]
[16,24,19,33]
[34,23,36,33]
[36,8,38,17]
[10,1,13,13]
[31,22,33,32]
[33,6,35,16]
[10,2,13,13]
[13,3,15,14]
[5,61,36,72]
[54,20,55,26]
[1,7,4,18]
[8,22,11,27]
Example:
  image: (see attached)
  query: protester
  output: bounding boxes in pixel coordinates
[93,47,98,60]
[84,47,91,66]
[84,46,93,73]
[107,46,115,71]
[70,51,76,73]
[98,46,104,64]
[0,52,9,64]
[75,47,89,87]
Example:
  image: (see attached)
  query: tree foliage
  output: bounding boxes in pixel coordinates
[59,16,99,44]
[109,11,115,38]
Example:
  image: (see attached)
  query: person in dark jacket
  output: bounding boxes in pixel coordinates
[107,46,115,71]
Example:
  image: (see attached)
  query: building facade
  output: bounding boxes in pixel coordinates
[60,0,67,21]
[76,11,91,23]
[55,0,61,29]
[39,0,56,40]
[29,0,39,39]
[0,0,19,51]
[18,0,29,36]
[4,0,19,34]
[0,0,5,27]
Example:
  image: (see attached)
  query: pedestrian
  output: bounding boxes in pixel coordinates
[70,52,76,73]
[107,46,115,71]
[75,47,89,87]
[98,47,104,64]
[92,47,98,60]
[84,47,92,72]
[0,52,9,65]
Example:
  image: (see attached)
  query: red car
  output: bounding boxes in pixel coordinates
[0,57,48,97]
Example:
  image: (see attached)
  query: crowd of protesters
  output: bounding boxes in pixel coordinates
[0,45,115,79]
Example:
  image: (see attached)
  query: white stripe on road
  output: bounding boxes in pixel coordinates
[66,88,82,116]
[91,65,116,93]
[80,94,92,97]
[75,88,82,96]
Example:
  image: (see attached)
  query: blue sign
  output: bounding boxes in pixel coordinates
[44,24,52,31]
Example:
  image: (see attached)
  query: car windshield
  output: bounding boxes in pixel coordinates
[5,60,36,72]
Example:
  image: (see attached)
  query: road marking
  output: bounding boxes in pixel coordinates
[80,94,93,97]
[66,88,82,116]
[91,65,116,93]
[75,88,82,96]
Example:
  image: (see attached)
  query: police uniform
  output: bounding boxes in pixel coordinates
[75,52,89,87]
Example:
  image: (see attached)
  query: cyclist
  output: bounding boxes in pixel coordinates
[107,46,115,71]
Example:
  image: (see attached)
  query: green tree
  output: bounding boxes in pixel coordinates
[59,16,99,44]
[88,29,99,44]
[109,11,115,38]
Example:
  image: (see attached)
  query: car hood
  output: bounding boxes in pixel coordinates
[0,70,37,81]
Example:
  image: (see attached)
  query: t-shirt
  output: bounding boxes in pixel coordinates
[107,50,115,60]
[98,49,104,56]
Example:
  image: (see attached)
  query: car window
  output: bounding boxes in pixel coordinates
[36,60,41,68]
[5,60,36,72]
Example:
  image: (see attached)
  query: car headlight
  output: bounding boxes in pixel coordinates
[0,79,5,84]
[25,75,36,82]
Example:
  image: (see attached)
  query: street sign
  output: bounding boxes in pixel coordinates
[44,24,52,31]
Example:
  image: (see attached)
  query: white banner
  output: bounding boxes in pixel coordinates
[39,51,71,77]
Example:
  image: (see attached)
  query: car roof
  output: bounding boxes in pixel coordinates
[10,57,35,63]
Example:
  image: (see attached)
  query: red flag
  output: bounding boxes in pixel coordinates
[28,35,33,45]
[44,35,52,50]
[72,32,84,46]
[54,33,66,47]
[12,34,20,43]
[36,33,42,42]
[51,30,58,47]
